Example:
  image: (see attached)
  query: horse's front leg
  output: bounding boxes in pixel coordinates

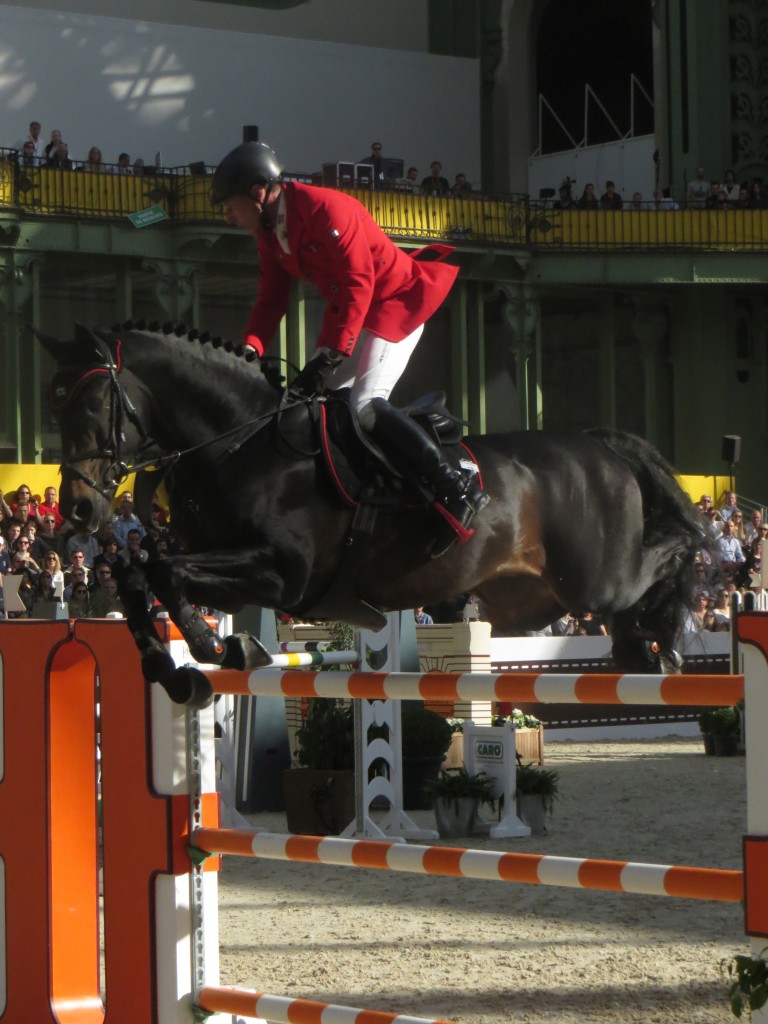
[142,545,305,691]
[114,559,214,708]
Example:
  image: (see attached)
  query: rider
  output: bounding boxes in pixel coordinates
[210,141,489,555]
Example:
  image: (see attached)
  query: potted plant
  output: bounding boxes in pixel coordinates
[494,708,544,764]
[698,707,720,756]
[709,705,741,757]
[722,946,768,1018]
[400,705,453,810]
[282,695,356,835]
[423,767,496,838]
[515,761,560,834]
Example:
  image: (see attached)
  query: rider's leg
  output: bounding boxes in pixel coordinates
[333,329,489,553]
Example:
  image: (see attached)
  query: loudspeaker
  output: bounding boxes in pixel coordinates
[242,125,259,143]
[722,435,741,464]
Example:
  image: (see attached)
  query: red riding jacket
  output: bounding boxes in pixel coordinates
[243,181,458,357]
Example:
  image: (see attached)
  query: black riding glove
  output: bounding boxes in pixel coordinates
[290,349,343,397]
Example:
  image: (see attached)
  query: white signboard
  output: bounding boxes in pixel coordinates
[463,721,529,838]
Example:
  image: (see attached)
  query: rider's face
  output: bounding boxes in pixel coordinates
[224,188,268,237]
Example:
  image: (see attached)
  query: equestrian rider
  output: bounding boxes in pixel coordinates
[210,141,489,554]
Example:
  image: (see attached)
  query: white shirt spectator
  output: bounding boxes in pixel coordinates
[716,533,745,563]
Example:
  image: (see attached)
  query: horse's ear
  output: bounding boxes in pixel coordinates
[31,326,70,363]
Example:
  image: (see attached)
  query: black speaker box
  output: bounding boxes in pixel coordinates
[242,125,259,143]
[722,435,741,463]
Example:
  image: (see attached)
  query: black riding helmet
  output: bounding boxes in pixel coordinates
[210,142,283,204]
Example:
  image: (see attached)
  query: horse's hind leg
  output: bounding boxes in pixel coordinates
[611,583,684,674]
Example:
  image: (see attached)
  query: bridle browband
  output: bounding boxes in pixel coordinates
[52,337,314,500]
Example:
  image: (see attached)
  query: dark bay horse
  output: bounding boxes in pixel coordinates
[38,322,706,707]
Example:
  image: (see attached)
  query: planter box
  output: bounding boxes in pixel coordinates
[282,768,355,836]
[441,726,544,769]
[516,726,544,765]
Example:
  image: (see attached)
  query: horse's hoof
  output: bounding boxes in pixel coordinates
[159,667,214,709]
[221,632,272,671]
[660,649,684,674]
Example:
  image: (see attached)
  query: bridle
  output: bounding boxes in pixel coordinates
[51,337,315,501]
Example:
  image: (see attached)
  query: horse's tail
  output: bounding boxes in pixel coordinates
[587,428,713,643]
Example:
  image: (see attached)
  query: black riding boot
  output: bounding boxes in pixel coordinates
[365,398,490,557]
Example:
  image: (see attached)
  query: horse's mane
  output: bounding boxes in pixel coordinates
[107,319,286,392]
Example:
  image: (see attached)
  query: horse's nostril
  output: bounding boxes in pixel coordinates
[72,498,94,524]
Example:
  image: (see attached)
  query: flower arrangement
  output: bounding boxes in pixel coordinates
[493,708,542,730]
[423,767,497,813]
[446,717,465,734]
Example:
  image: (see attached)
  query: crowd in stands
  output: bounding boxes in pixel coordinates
[541,166,768,212]
[10,120,147,176]
[0,483,175,620]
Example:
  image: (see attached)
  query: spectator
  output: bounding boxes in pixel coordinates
[47,142,73,170]
[681,591,710,632]
[421,161,450,197]
[64,527,100,567]
[133,158,145,176]
[64,550,92,587]
[729,509,747,547]
[40,550,65,595]
[37,513,65,557]
[599,180,623,210]
[749,179,768,209]
[44,129,64,163]
[4,523,22,551]
[553,182,577,209]
[112,491,146,547]
[82,146,104,172]
[67,581,92,619]
[0,535,11,575]
[451,173,473,197]
[113,152,132,175]
[719,490,741,522]
[32,570,58,608]
[707,182,729,210]
[576,610,608,635]
[358,142,383,184]
[716,519,746,576]
[13,120,44,161]
[653,187,679,210]
[696,493,714,513]
[630,191,643,210]
[120,528,149,565]
[735,185,751,209]
[686,166,710,209]
[17,141,39,168]
[414,605,434,625]
[551,612,577,635]
[89,561,115,593]
[9,551,38,616]
[22,521,45,563]
[90,575,124,617]
[63,565,89,600]
[1,483,39,521]
[36,485,66,531]
[400,166,422,193]
[578,183,599,210]
[722,168,740,205]
[95,537,121,568]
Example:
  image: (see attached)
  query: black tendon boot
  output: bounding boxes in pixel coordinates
[366,398,490,557]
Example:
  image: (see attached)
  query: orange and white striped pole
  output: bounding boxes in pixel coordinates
[192,828,743,903]
[198,987,455,1024]
[205,668,744,706]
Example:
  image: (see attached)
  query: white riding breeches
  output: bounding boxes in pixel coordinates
[327,325,424,428]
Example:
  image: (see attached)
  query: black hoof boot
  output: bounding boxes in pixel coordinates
[161,666,215,709]
[141,647,177,684]
[221,632,273,670]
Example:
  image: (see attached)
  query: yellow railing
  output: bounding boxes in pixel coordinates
[4,156,768,251]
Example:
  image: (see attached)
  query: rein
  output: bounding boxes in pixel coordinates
[55,345,315,498]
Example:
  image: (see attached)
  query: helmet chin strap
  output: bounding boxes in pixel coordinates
[259,182,278,232]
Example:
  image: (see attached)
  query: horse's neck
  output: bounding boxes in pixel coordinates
[125,337,272,452]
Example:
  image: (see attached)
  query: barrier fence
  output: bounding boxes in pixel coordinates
[1,615,768,1023]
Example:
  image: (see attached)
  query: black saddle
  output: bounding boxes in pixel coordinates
[319,388,466,509]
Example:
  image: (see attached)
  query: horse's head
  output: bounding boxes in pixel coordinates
[36,323,146,531]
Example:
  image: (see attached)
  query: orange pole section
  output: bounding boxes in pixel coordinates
[0,621,72,1024]
[197,987,456,1024]
[74,620,185,1024]
[49,639,103,1024]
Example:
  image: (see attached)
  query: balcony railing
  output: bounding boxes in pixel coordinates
[4,152,768,252]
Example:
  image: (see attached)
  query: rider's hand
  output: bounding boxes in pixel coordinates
[289,349,343,397]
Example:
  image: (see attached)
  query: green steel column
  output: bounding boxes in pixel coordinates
[115,258,133,324]
[286,280,307,371]
[599,295,616,428]
[467,282,486,434]
[631,302,670,447]
[450,281,470,423]
[499,282,539,430]
[9,254,41,462]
